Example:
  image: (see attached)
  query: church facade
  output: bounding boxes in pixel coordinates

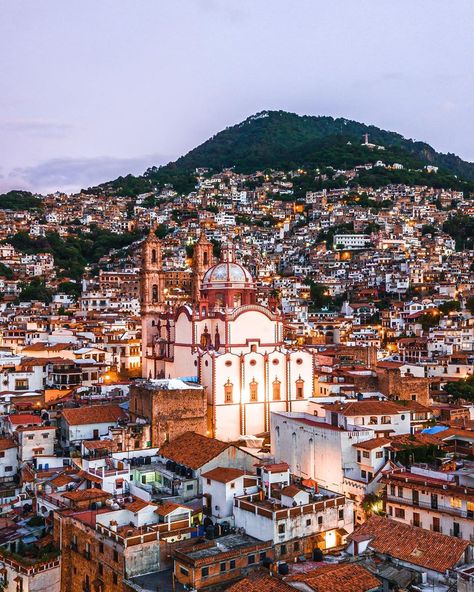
[140,230,315,441]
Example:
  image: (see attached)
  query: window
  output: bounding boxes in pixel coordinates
[361,470,367,479]
[278,524,285,534]
[99,543,104,554]
[376,451,383,459]
[369,416,378,425]
[98,563,103,576]
[201,567,209,578]
[450,497,462,509]
[338,509,344,520]
[206,478,211,485]
[294,542,300,552]
[224,380,233,404]
[4,466,12,472]
[42,433,49,438]
[295,378,304,399]
[113,550,118,562]
[317,515,323,525]
[280,544,287,556]
[259,552,267,561]
[388,505,393,516]
[230,482,235,489]
[249,379,258,402]
[357,451,361,463]
[272,378,281,401]
[248,554,255,565]
[15,379,29,391]
[113,573,118,585]
[0,452,4,458]
[180,566,189,576]
[186,484,193,491]
[381,416,392,424]
[390,484,396,496]
[229,560,236,570]
[363,451,370,458]
[220,562,226,573]
[467,501,474,518]
[413,512,420,527]
[306,518,311,526]
[394,508,405,519]
[397,486,403,498]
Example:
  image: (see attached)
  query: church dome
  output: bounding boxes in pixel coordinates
[202,261,254,289]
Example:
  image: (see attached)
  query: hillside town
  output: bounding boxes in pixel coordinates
[0,159,474,592]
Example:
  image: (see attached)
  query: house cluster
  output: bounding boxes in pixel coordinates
[0,163,473,590]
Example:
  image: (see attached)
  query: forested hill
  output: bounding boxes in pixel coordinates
[89,110,474,195]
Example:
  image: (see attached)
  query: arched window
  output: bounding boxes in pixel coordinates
[152,284,158,302]
[295,377,304,399]
[249,379,258,402]
[151,249,157,263]
[233,293,242,307]
[272,378,281,401]
[203,251,208,266]
[224,379,233,403]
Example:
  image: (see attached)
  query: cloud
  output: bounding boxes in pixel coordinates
[0,153,174,194]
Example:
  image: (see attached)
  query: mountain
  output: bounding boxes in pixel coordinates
[91,110,474,195]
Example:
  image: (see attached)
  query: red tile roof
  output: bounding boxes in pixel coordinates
[158,432,230,470]
[155,502,191,517]
[227,571,294,592]
[201,467,244,483]
[287,562,381,592]
[353,437,391,451]
[323,400,404,417]
[0,437,16,451]
[351,516,469,573]
[61,404,127,426]
[8,414,42,425]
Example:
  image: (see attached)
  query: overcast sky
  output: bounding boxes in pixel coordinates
[1,0,473,194]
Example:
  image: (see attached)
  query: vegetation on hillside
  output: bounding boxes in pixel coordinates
[0,190,42,211]
[86,110,474,196]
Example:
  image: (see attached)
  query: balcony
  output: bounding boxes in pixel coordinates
[386,495,471,519]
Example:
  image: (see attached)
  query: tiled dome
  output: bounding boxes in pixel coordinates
[202,261,254,289]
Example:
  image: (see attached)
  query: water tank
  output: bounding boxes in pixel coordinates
[312,548,324,562]
[278,562,289,575]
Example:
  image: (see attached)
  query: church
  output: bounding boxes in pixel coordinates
[140,229,315,441]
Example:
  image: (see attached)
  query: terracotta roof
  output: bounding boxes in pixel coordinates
[62,488,111,501]
[353,437,391,451]
[61,404,127,426]
[155,502,191,516]
[280,484,303,498]
[201,467,244,483]
[351,515,469,573]
[260,462,290,473]
[8,414,42,425]
[322,400,403,417]
[227,570,294,592]
[0,437,16,451]
[158,432,230,469]
[287,562,381,592]
[126,498,152,513]
[83,439,117,451]
[17,425,55,432]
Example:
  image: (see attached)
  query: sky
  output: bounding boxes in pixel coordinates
[1,0,473,194]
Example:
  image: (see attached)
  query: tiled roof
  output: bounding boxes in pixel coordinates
[155,502,191,516]
[260,462,290,473]
[323,400,403,417]
[62,488,111,501]
[280,484,303,498]
[126,498,152,513]
[61,404,127,426]
[201,467,244,483]
[227,570,294,592]
[351,516,469,573]
[158,432,230,469]
[8,414,42,425]
[287,562,381,592]
[0,437,16,451]
[353,437,392,451]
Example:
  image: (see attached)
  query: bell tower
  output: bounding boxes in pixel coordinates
[192,232,214,302]
[141,227,165,377]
